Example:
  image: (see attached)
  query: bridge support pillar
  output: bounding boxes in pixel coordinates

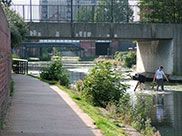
[136,40,173,76]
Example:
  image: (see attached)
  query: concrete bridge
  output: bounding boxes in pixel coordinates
[27,22,182,78]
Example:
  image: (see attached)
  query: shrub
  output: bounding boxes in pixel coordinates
[76,80,84,92]
[40,56,70,87]
[41,48,50,61]
[124,51,136,68]
[81,62,127,107]
[114,51,128,61]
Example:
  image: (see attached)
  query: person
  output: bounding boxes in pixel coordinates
[133,73,146,91]
[153,66,169,91]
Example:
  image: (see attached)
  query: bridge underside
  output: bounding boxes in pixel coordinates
[27,23,182,77]
[137,40,173,75]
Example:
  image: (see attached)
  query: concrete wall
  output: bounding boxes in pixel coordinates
[28,23,173,40]
[0,7,11,125]
[173,25,182,76]
[137,40,173,75]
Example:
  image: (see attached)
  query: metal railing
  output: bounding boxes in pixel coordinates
[10,3,140,23]
[12,58,28,74]
[10,1,182,23]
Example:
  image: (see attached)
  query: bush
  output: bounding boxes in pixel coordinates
[40,56,70,87]
[80,62,127,107]
[76,80,84,92]
[124,51,136,68]
[41,48,50,61]
[114,51,128,61]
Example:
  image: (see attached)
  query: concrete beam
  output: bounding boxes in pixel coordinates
[27,23,174,40]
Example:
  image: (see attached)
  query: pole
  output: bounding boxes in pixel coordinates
[111,0,113,23]
[30,0,32,22]
[71,0,73,23]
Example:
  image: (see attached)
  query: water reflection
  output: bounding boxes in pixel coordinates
[64,66,92,84]
[152,92,182,136]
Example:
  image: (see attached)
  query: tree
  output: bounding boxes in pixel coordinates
[75,6,93,22]
[95,0,133,23]
[4,8,28,49]
[139,0,182,23]
[0,0,12,7]
[75,0,134,23]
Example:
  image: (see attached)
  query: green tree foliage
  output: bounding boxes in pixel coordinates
[80,62,127,107]
[75,6,93,22]
[0,0,12,7]
[124,51,136,68]
[139,0,182,23]
[95,0,133,22]
[4,8,28,49]
[75,0,133,23]
[40,56,70,87]
[114,51,128,61]
[41,48,51,61]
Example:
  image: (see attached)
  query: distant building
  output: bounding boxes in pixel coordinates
[39,0,99,22]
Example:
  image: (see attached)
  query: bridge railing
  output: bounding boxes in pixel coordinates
[10,4,140,23]
[10,1,181,23]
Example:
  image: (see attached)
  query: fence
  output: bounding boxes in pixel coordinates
[12,59,28,74]
[10,1,182,23]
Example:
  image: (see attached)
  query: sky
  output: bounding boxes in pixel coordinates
[12,0,39,5]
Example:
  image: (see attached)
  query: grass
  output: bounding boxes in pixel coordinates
[27,74,126,136]
[56,84,126,136]
[10,80,15,97]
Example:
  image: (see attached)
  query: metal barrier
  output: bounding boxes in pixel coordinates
[12,58,28,74]
[10,1,182,23]
[10,3,140,23]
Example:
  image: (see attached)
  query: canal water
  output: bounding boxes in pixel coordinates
[151,91,182,136]
[28,61,94,84]
[28,61,182,136]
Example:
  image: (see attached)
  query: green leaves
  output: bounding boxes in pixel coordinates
[40,57,70,87]
[4,8,28,48]
[139,0,182,23]
[80,61,126,107]
[75,0,133,23]
[124,51,136,68]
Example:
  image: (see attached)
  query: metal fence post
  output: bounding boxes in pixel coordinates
[71,0,73,23]
[111,0,113,23]
[23,5,25,20]
[92,5,95,23]
[30,0,32,22]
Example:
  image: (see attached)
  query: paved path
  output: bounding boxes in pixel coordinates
[1,74,94,136]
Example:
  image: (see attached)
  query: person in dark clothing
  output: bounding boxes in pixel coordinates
[133,74,146,92]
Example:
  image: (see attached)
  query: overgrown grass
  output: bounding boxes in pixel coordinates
[10,80,14,97]
[27,74,126,136]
